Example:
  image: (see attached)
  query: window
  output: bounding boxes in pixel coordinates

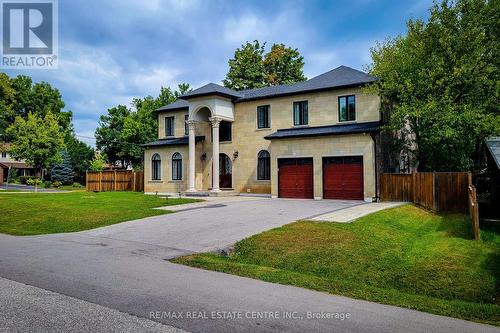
[219,121,232,142]
[151,154,161,180]
[257,150,270,180]
[339,95,356,122]
[1,152,6,158]
[172,152,182,180]
[165,116,174,136]
[257,105,270,129]
[184,115,189,135]
[293,101,308,126]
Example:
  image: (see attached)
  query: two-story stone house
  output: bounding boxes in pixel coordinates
[142,65,382,201]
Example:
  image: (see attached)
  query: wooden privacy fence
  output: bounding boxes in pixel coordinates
[86,170,144,192]
[380,172,471,213]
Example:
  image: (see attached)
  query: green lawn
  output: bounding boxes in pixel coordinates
[0,192,199,235]
[173,205,500,325]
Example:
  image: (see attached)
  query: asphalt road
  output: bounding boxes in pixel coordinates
[0,277,186,333]
[0,198,498,332]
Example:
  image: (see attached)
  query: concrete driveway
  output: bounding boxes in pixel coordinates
[0,198,498,333]
[76,198,362,258]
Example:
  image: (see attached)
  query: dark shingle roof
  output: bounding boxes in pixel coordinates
[180,83,243,100]
[264,121,380,140]
[238,65,377,101]
[156,65,377,112]
[486,137,500,170]
[156,99,189,112]
[141,136,205,147]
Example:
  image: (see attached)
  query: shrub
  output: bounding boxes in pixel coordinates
[52,181,62,188]
[44,181,52,188]
[26,178,42,186]
[72,182,82,188]
[19,176,30,184]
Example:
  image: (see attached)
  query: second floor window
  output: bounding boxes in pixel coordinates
[257,105,270,129]
[165,116,174,136]
[220,121,232,142]
[1,152,6,158]
[339,95,356,122]
[293,101,308,126]
[184,114,189,135]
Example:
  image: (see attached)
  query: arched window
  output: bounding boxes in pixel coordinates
[257,150,270,180]
[151,154,161,180]
[172,152,182,180]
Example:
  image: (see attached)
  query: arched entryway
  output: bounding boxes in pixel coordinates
[219,153,232,188]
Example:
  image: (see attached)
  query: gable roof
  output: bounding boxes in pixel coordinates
[156,65,377,112]
[265,121,380,140]
[486,137,500,170]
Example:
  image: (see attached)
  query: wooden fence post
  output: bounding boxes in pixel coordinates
[132,171,136,192]
[99,171,102,192]
[113,170,117,191]
[85,171,88,191]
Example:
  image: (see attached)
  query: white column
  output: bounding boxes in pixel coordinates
[210,117,221,192]
[186,120,197,192]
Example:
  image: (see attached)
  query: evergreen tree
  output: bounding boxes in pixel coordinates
[51,150,74,184]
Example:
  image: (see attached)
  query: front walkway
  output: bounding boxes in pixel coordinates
[311,201,406,222]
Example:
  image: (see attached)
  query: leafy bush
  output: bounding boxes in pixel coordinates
[52,181,62,188]
[44,181,52,188]
[26,178,42,186]
[19,176,30,184]
[72,182,82,188]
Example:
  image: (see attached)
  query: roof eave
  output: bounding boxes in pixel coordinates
[180,92,241,101]
[154,106,189,113]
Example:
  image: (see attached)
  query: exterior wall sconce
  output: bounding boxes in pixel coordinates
[201,153,207,161]
[233,151,239,159]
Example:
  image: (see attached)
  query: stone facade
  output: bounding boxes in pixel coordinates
[144,86,380,201]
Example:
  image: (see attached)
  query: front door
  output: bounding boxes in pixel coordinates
[219,153,232,188]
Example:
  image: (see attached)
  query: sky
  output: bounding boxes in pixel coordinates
[4,0,433,146]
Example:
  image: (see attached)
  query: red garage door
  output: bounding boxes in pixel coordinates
[323,156,364,200]
[278,158,313,199]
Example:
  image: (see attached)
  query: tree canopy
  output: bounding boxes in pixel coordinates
[0,73,94,180]
[368,0,500,171]
[6,112,65,172]
[95,84,191,168]
[223,41,306,90]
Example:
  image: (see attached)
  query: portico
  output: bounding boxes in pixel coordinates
[181,84,241,194]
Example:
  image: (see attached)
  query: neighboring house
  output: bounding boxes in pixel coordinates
[142,65,383,201]
[0,143,35,184]
[485,137,500,209]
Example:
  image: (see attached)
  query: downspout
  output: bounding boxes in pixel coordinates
[370,132,379,202]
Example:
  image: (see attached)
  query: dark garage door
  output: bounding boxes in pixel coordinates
[323,156,364,200]
[278,158,314,199]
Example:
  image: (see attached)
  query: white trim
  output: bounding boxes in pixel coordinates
[276,155,314,159]
[314,196,322,200]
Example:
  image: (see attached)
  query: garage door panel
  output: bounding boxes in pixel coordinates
[323,156,364,200]
[278,158,313,199]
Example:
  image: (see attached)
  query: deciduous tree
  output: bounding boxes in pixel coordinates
[368,0,500,171]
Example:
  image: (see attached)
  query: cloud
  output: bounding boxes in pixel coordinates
[3,0,431,147]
